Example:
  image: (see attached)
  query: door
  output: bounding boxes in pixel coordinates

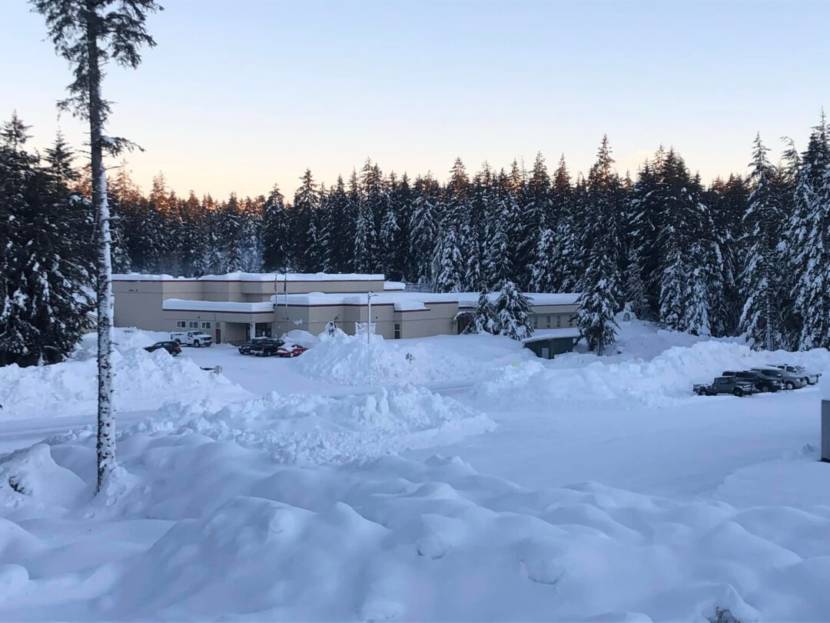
[215,327,222,344]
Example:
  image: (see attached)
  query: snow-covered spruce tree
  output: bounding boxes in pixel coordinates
[529,227,556,292]
[353,197,375,274]
[492,280,534,340]
[471,290,496,334]
[577,248,619,355]
[408,180,438,284]
[789,116,830,349]
[432,226,465,292]
[0,118,95,367]
[622,243,647,318]
[481,195,513,290]
[379,203,400,278]
[738,134,786,350]
[32,0,160,493]
[793,177,830,349]
[261,184,289,271]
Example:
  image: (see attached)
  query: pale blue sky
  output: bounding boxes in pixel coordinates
[2,0,829,197]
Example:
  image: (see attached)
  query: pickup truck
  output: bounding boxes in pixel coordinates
[694,376,759,397]
[170,331,213,347]
[773,364,821,386]
[722,370,781,393]
[751,367,806,390]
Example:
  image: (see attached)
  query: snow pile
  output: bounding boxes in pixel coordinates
[3,432,830,620]
[297,331,532,386]
[0,345,247,420]
[280,329,319,348]
[133,385,494,464]
[72,327,169,360]
[482,340,830,408]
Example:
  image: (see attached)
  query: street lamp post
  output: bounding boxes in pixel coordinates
[367,291,376,386]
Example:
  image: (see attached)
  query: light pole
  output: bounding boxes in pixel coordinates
[367,291,376,386]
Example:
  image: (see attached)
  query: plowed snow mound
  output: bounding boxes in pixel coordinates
[133,385,495,464]
[0,347,247,420]
[296,332,531,386]
[481,340,830,408]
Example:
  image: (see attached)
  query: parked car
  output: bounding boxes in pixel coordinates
[722,370,781,393]
[170,331,213,347]
[144,340,182,356]
[773,364,821,385]
[248,338,284,357]
[751,367,806,390]
[276,343,307,358]
[694,376,759,397]
[238,336,278,355]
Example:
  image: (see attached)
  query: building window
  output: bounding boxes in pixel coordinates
[176,321,186,328]
[555,315,562,328]
[546,315,552,328]
[201,322,211,329]
[394,323,401,339]
[189,321,198,329]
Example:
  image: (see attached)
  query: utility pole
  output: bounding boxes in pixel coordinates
[367,291,376,386]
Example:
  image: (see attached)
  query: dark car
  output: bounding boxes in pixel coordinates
[751,367,806,390]
[144,341,182,356]
[238,336,277,355]
[722,370,781,393]
[248,338,284,357]
[694,376,758,397]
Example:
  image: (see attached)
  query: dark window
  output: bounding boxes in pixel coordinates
[394,323,401,339]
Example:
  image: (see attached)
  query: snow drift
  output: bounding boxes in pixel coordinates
[2,431,830,621]
[0,333,248,420]
[133,385,495,464]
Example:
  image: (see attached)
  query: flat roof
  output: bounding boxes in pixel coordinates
[522,327,581,343]
[271,291,580,312]
[163,299,275,313]
[114,271,385,282]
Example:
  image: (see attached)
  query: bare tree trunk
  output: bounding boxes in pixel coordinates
[86,6,115,493]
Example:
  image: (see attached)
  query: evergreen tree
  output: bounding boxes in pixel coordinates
[0,115,94,366]
[576,249,619,354]
[739,135,785,350]
[261,184,289,271]
[432,226,465,292]
[472,290,497,334]
[492,280,533,340]
[529,227,556,292]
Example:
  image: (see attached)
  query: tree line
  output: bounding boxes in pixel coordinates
[4,112,830,366]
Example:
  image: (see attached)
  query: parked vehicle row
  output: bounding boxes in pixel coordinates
[694,364,821,397]
[238,337,307,358]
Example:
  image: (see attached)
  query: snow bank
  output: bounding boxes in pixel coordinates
[0,331,248,419]
[482,339,830,408]
[280,329,319,348]
[132,385,494,464]
[3,430,830,621]
[296,331,532,386]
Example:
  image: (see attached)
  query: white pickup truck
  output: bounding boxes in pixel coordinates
[170,331,213,347]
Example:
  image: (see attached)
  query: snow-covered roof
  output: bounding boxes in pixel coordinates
[163,298,275,313]
[273,291,580,312]
[455,292,581,308]
[273,291,461,311]
[522,327,581,343]
[383,281,407,291]
[114,272,385,282]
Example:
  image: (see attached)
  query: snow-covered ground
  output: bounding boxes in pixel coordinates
[1,320,829,620]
